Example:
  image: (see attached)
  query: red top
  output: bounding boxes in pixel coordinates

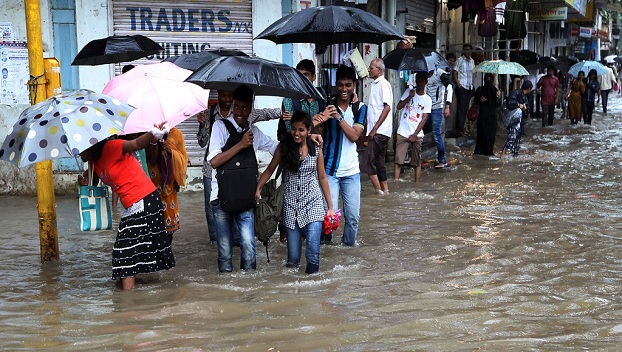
[538,75,561,105]
[93,139,156,208]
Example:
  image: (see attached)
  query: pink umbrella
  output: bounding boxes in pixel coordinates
[102,62,210,134]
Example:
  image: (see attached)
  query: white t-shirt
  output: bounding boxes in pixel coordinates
[397,88,432,138]
[367,75,393,137]
[207,116,279,202]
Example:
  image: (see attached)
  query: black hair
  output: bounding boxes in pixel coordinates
[280,111,312,173]
[336,64,357,82]
[445,53,456,61]
[415,71,428,81]
[521,80,533,91]
[296,59,316,74]
[233,84,254,103]
[484,73,494,82]
[88,135,118,160]
[588,69,597,78]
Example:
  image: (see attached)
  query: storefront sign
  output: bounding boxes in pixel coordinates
[530,7,568,21]
[579,26,594,38]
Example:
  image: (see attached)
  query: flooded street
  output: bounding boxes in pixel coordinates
[3,97,622,351]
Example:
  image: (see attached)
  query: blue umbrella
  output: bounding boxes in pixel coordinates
[568,61,607,77]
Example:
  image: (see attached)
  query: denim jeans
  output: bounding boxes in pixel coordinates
[286,221,322,273]
[203,176,217,242]
[429,108,446,164]
[326,173,360,246]
[211,200,256,272]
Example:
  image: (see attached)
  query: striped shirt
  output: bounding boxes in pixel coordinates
[282,143,325,229]
[454,55,475,90]
[323,102,366,177]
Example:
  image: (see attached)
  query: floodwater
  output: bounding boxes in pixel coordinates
[2,98,622,351]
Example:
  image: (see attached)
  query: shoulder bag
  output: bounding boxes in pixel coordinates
[79,166,113,231]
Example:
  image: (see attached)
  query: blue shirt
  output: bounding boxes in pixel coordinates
[323,102,366,177]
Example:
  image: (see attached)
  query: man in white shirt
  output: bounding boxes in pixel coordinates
[395,72,432,182]
[598,62,617,114]
[207,85,279,273]
[452,44,475,137]
[362,58,393,195]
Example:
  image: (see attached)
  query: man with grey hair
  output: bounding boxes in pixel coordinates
[362,58,393,195]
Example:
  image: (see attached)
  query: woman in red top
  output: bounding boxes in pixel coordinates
[79,126,175,290]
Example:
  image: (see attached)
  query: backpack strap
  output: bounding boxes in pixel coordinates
[291,98,302,112]
[220,118,240,137]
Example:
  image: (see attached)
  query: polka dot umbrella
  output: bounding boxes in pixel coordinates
[0,89,134,168]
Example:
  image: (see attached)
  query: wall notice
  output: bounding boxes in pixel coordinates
[0,42,30,105]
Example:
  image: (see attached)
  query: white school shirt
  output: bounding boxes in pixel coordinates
[207,116,279,202]
[397,89,432,138]
[367,75,393,137]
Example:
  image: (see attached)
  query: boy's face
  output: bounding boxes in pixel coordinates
[415,74,427,89]
[299,69,316,84]
[336,78,354,102]
[232,99,252,125]
[218,90,233,110]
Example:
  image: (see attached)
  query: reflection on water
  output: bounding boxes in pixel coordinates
[2,102,622,350]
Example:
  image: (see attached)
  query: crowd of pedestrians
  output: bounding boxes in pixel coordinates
[77,41,622,290]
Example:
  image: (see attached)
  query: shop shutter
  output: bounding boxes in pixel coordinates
[111,0,253,166]
[406,0,436,34]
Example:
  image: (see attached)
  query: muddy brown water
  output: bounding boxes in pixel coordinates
[2,98,622,351]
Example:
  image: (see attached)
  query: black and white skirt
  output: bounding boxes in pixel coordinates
[112,191,176,280]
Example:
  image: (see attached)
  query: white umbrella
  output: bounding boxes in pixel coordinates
[604,55,617,64]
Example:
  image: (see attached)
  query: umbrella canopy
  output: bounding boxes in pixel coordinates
[473,60,529,76]
[163,49,248,71]
[568,61,608,77]
[72,35,163,66]
[383,48,450,72]
[0,89,133,168]
[604,55,618,64]
[186,55,324,101]
[254,5,405,45]
[525,56,561,71]
[102,62,210,134]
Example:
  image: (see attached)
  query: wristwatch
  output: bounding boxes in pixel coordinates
[337,115,344,123]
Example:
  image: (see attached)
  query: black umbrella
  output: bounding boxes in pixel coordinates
[525,56,561,71]
[553,55,580,72]
[513,49,539,67]
[163,49,248,71]
[185,55,324,101]
[383,48,451,72]
[254,5,405,46]
[71,35,163,66]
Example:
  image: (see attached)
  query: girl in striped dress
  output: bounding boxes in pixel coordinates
[79,126,175,290]
[256,111,335,274]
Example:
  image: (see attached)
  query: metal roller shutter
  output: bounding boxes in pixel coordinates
[111,0,253,166]
[405,0,436,34]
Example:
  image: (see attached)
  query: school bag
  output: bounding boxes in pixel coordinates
[216,119,258,213]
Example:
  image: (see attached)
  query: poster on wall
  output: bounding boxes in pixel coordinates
[0,22,13,40]
[0,41,30,105]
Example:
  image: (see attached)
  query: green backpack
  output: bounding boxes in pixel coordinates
[254,167,283,262]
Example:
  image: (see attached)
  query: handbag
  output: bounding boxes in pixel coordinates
[79,166,112,231]
[502,107,522,128]
[467,104,479,122]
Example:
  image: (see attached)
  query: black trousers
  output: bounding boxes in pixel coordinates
[601,89,610,113]
[455,86,473,134]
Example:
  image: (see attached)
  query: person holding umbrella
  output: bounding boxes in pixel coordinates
[79,125,176,290]
[582,69,600,125]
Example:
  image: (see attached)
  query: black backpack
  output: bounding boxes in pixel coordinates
[216,119,258,213]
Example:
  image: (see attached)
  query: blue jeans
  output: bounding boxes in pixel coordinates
[286,221,321,273]
[211,200,256,272]
[203,176,217,242]
[430,108,446,164]
[327,173,361,246]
